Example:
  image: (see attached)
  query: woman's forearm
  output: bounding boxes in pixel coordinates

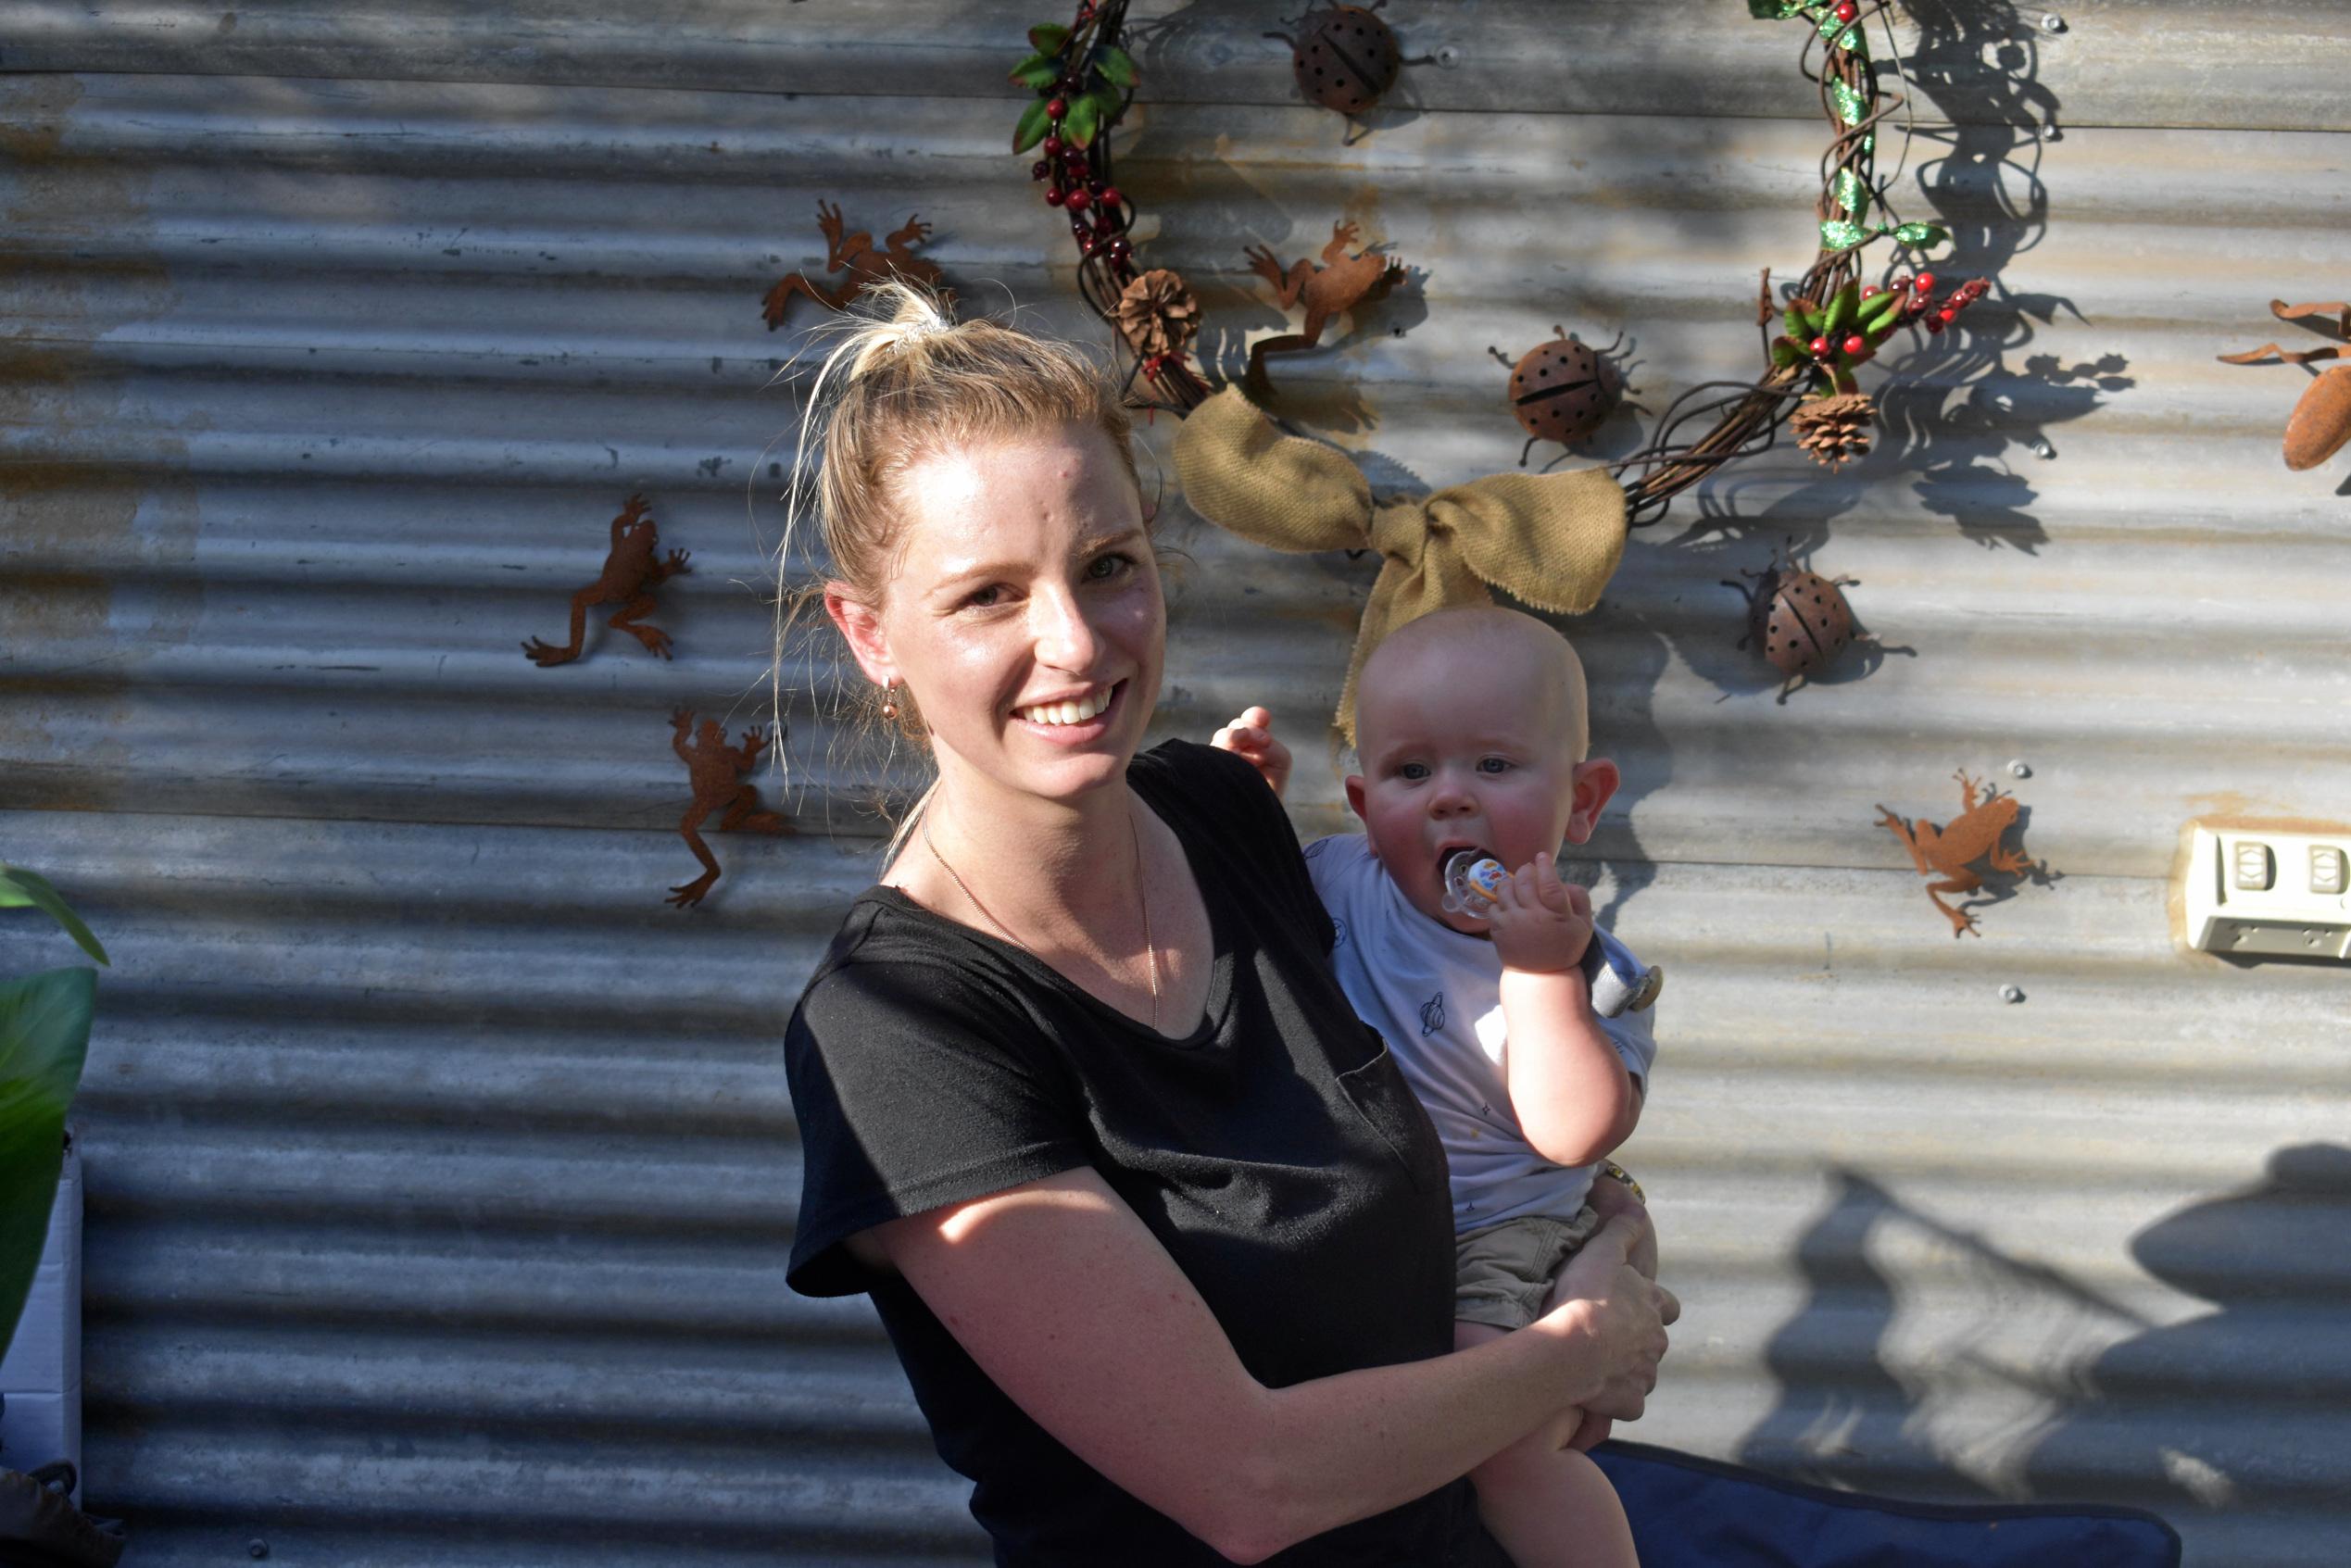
[1225,1305,1609,1559]
[876,1173,1669,1565]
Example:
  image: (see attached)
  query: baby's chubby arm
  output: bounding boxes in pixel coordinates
[1490,852,1643,1171]
[1211,705,1293,799]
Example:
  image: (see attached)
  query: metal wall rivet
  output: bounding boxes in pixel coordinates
[2008,759,2030,778]
[2041,12,2066,32]
[2000,984,2025,1003]
[248,1543,270,1562]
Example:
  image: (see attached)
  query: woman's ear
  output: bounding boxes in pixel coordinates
[823,583,896,689]
[1565,758,1621,846]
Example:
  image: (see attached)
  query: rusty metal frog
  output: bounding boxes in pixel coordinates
[761,200,945,328]
[1875,770,2045,937]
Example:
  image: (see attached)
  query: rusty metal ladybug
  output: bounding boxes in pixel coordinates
[1489,328,1626,464]
[1269,2,1403,137]
[1724,546,1867,703]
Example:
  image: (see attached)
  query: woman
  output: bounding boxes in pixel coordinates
[782,283,1676,1566]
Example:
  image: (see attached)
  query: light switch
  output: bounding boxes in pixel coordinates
[2181,824,2351,961]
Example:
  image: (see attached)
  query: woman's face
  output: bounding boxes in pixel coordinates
[830,421,1163,813]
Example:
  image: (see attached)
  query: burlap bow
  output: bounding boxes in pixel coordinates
[1171,385,1629,743]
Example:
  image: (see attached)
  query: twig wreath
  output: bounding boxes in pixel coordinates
[1005,0,1992,513]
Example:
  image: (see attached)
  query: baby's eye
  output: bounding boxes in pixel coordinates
[1399,762,1429,782]
[1477,757,1513,774]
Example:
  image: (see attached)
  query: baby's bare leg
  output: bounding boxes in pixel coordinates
[1457,1321,1639,1568]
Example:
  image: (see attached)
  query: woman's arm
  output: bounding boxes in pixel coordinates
[856,1167,1675,1565]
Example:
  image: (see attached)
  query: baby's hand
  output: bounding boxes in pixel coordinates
[1486,850,1594,976]
[1211,706,1291,799]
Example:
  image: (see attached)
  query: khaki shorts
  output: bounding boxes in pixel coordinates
[1452,1206,1605,1332]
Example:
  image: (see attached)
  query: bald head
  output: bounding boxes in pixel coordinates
[1356,607,1590,762]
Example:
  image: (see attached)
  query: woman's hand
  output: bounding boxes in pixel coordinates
[1528,1213,1677,1424]
[1212,706,1292,799]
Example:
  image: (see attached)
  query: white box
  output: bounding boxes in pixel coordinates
[0,1136,82,1501]
[2181,824,2351,960]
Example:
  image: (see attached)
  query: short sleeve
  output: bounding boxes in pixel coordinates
[1600,999,1658,1092]
[786,953,1087,1297]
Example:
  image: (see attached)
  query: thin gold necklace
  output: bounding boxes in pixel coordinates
[922,801,1162,1031]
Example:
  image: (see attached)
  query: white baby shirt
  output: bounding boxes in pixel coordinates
[1303,834,1657,1234]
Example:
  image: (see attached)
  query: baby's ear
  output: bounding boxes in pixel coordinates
[1344,773,1369,823]
[1566,759,1621,845]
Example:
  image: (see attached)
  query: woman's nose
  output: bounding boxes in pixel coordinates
[1029,584,1101,671]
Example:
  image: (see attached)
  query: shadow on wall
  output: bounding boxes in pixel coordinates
[1875,0,2128,555]
[1738,1148,2351,1541]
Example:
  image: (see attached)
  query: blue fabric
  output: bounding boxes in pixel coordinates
[1590,1441,2180,1568]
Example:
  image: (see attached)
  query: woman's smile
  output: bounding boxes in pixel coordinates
[846,420,1164,810]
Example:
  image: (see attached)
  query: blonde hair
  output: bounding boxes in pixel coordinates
[769,280,1144,843]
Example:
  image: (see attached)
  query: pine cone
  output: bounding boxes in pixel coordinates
[1791,392,1876,470]
[1114,270,1201,360]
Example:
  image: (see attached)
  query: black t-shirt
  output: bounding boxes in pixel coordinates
[786,740,1507,1567]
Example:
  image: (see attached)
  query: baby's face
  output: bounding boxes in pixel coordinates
[1347,640,1585,934]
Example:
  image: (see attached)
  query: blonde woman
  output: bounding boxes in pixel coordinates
[783,283,1676,1566]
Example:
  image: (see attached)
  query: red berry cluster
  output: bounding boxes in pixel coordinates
[1872,271,1991,335]
[1030,107,1131,267]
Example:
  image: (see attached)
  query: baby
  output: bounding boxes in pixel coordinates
[1215,606,1659,1568]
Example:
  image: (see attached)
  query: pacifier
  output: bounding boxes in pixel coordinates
[1437,848,1663,1019]
[1440,847,1508,916]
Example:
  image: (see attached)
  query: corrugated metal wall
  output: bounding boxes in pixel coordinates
[2,3,2345,1562]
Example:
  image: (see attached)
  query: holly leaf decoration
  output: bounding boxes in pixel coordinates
[1829,80,1868,126]
[1065,92,1101,149]
[1785,300,1818,339]
[1834,169,1868,222]
[1097,44,1140,90]
[1893,221,1950,248]
[1012,96,1052,155]
[1770,336,1803,369]
[1819,218,1869,251]
[1028,21,1070,53]
[1009,52,1059,89]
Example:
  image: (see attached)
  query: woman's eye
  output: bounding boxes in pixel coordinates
[962,584,1004,609]
[1086,551,1134,581]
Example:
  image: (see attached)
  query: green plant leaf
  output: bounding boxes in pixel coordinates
[1027,21,1070,54]
[1785,300,1817,339]
[1097,44,1139,90]
[1819,218,1868,251]
[1769,336,1803,368]
[1893,221,1950,248]
[1065,92,1101,149]
[1009,52,1059,88]
[0,866,108,967]
[1824,280,1861,336]
[1829,80,1868,126]
[0,966,94,1361]
[1834,169,1867,222]
[1012,95,1052,154]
